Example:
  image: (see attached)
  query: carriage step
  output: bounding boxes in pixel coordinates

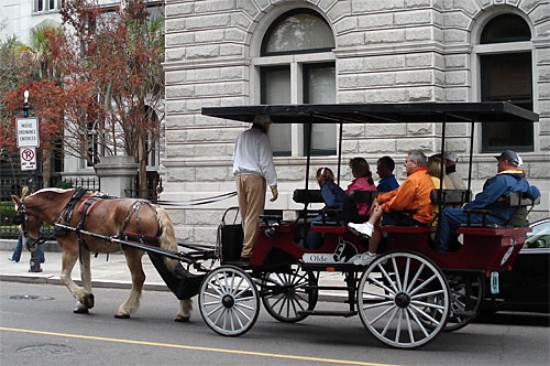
[298,310,357,318]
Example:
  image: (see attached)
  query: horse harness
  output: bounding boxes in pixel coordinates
[55,189,162,250]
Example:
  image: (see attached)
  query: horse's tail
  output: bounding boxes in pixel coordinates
[156,206,178,273]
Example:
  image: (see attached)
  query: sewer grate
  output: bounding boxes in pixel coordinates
[9,294,55,301]
[18,344,75,355]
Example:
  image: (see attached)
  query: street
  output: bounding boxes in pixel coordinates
[1,281,548,366]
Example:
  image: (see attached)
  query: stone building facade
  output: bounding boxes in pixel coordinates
[162,0,549,244]
[161,0,550,243]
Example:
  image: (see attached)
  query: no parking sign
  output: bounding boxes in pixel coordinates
[20,147,37,171]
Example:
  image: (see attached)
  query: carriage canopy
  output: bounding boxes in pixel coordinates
[202,102,539,124]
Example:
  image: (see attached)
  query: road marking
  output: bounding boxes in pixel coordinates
[0,327,395,366]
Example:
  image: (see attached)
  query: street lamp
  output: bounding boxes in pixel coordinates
[21,90,42,273]
[23,90,30,118]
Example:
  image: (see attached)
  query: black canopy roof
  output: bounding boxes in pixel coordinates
[202,102,538,124]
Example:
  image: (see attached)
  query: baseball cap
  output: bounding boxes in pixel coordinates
[253,115,271,125]
[494,150,522,166]
[444,151,458,162]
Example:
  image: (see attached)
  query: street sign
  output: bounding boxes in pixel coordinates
[16,117,40,148]
[20,147,37,171]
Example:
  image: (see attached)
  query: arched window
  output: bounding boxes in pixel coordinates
[478,14,533,152]
[258,9,336,156]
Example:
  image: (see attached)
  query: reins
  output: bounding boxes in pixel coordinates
[155,191,237,208]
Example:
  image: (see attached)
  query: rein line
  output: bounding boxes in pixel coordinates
[155,191,237,207]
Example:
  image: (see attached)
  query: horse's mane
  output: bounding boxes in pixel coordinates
[30,188,73,196]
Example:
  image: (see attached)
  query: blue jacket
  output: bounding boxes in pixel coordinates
[465,170,540,222]
[320,182,346,210]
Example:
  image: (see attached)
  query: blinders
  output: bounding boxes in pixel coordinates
[13,197,40,249]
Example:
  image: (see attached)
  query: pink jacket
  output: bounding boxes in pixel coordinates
[346,177,376,215]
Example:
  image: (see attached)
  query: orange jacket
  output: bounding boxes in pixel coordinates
[376,168,433,224]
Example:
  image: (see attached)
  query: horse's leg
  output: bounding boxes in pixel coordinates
[175,299,193,322]
[115,249,145,319]
[78,247,95,311]
[58,240,92,313]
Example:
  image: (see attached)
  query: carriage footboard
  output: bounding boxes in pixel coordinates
[148,253,205,300]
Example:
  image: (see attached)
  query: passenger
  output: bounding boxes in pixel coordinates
[428,154,453,189]
[443,151,466,190]
[232,115,278,263]
[427,154,447,190]
[305,167,346,250]
[437,150,540,252]
[345,157,376,222]
[375,156,399,192]
[348,150,433,265]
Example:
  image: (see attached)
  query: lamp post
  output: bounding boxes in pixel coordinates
[22,90,43,273]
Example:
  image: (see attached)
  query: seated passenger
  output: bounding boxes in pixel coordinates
[348,150,433,265]
[375,156,399,192]
[437,150,540,252]
[305,167,347,249]
[345,157,376,222]
[444,151,466,190]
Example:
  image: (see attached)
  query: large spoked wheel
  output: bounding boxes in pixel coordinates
[444,272,485,332]
[357,251,450,349]
[199,266,259,336]
[261,268,318,323]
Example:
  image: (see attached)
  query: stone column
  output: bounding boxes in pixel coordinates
[95,156,138,197]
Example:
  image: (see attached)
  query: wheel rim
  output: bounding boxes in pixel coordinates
[199,266,259,336]
[357,251,450,349]
[444,273,484,332]
[261,268,318,323]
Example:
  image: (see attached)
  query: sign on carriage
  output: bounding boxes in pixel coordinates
[16,117,40,148]
[20,147,37,171]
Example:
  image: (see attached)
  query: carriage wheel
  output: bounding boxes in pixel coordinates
[444,272,485,332]
[261,268,318,323]
[357,251,450,349]
[199,266,259,336]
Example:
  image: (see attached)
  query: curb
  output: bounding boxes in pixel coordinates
[0,274,348,303]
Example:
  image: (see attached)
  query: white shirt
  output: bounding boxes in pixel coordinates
[232,127,277,188]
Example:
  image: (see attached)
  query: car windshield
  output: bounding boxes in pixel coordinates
[526,220,550,249]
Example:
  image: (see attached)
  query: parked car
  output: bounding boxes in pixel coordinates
[483,217,550,314]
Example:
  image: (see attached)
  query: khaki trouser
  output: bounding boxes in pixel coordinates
[236,174,266,258]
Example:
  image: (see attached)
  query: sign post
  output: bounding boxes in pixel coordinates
[19,90,43,273]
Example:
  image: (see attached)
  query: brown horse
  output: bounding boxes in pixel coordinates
[11,188,193,321]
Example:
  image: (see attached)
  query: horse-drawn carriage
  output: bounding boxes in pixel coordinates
[12,102,540,349]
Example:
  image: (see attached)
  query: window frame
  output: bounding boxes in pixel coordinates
[253,8,337,157]
[472,13,536,153]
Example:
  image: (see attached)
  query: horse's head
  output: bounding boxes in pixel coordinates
[11,193,44,251]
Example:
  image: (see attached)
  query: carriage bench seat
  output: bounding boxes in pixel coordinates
[381,226,430,235]
[293,189,378,227]
[381,225,431,246]
[462,191,540,228]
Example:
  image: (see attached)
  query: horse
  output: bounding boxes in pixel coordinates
[11,188,193,322]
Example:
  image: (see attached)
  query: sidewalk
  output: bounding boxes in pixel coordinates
[0,249,348,300]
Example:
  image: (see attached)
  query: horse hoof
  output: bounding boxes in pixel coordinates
[74,301,89,314]
[175,316,190,323]
[83,294,95,309]
[114,313,130,319]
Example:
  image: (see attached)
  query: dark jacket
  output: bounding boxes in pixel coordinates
[465,170,540,222]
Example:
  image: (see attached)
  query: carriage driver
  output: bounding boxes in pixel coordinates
[232,115,278,263]
[437,150,540,252]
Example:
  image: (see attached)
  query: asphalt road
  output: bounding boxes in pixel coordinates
[1,281,549,366]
